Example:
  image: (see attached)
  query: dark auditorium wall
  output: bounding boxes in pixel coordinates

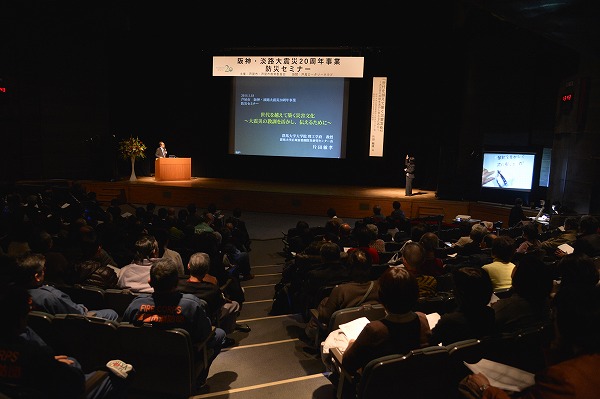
[2,2,596,211]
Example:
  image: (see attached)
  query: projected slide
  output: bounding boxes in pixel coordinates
[230,77,348,158]
[481,152,536,191]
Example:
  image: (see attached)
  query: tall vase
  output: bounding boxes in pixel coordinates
[129,156,137,181]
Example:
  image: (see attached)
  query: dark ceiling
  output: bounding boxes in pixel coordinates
[465,0,600,59]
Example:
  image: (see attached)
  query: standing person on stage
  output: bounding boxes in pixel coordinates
[155,141,167,159]
[404,155,416,196]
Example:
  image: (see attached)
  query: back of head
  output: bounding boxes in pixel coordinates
[410,223,428,242]
[491,236,516,262]
[373,205,382,215]
[419,232,440,253]
[347,249,373,282]
[352,225,372,247]
[470,223,488,241]
[320,242,341,262]
[515,198,523,207]
[557,253,600,291]
[511,253,553,300]
[326,207,337,218]
[393,200,401,210]
[378,266,419,313]
[135,234,158,261]
[564,216,579,231]
[150,258,179,292]
[579,215,600,234]
[481,233,497,249]
[522,222,539,240]
[453,267,493,309]
[188,252,211,279]
[16,252,46,287]
[402,241,425,270]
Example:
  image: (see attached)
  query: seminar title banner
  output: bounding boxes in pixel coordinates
[213,56,364,78]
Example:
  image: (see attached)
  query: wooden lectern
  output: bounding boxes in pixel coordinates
[155,158,191,181]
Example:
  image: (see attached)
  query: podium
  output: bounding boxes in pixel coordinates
[155,158,191,181]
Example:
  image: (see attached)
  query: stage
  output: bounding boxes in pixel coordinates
[77,177,525,225]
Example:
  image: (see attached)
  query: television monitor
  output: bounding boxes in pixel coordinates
[481,151,536,191]
[229,76,348,159]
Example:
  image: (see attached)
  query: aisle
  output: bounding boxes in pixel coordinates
[192,238,336,399]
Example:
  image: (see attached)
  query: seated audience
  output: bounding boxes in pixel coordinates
[453,223,488,256]
[339,266,431,375]
[153,228,185,277]
[317,250,380,324]
[571,214,600,257]
[464,284,600,399]
[366,224,386,253]
[337,223,357,249]
[508,197,528,227]
[429,267,494,346]
[554,253,599,297]
[516,222,542,254]
[419,232,445,277]
[304,242,349,309]
[117,234,159,293]
[219,226,254,281]
[347,224,380,264]
[177,252,248,334]
[71,228,119,289]
[122,258,227,387]
[16,252,118,320]
[0,281,131,398]
[492,253,553,333]
[402,241,437,297]
[541,216,578,257]
[482,236,516,291]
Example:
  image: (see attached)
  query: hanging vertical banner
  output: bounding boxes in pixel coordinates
[369,77,387,157]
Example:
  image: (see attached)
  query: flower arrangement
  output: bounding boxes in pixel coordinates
[118,136,147,160]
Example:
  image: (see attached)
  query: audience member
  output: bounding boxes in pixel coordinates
[326,207,344,226]
[16,252,118,320]
[369,205,386,225]
[508,197,528,227]
[153,228,185,277]
[571,214,600,257]
[541,216,578,257]
[219,226,254,281]
[463,284,600,399]
[71,228,119,289]
[28,228,71,286]
[366,224,386,253]
[338,266,431,375]
[516,222,542,254]
[554,253,599,296]
[492,253,553,333]
[117,234,159,293]
[337,223,357,249]
[429,267,494,346]
[452,223,488,256]
[419,232,445,277]
[177,252,247,335]
[122,258,226,388]
[402,241,437,297]
[304,242,350,309]
[316,249,380,324]
[347,224,380,264]
[482,236,516,291]
[0,281,130,398]
[230,208,251,252]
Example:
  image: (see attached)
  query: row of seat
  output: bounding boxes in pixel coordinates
[27,311,212,399]
[330,322,553,399]
[52,284,139,317]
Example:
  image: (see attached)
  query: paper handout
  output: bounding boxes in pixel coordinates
[464,358,535,392]
[339,317,370,341]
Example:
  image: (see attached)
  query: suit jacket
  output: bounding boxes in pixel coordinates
[155,146,166,158]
